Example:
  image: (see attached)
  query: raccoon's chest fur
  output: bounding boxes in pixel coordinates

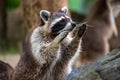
[30,26,54,64]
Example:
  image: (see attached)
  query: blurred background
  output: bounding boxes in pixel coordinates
[0,0,120,68]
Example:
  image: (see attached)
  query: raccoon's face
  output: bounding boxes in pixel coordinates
[40,7,76,34]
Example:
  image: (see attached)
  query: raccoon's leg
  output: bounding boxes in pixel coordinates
[50,23,87,80]
[38,24,75,80]
[61,23,86,62]
[39,30,69,65]
[41,23,76,65]
[63,23,87,70]
[35,31,69,80]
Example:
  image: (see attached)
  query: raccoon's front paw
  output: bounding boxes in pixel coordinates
[77,23,87,37]
[73,22,87,38]
[54,31,69,44]
[58,23,76,34]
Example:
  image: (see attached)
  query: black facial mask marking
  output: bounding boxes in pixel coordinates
[51,19,67,33]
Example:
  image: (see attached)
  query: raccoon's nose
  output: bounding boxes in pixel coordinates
[71,22,76,27]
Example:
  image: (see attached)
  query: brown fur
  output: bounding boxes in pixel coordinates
[13,27,40,80]
[0,60,14,80]
[80,0,120,63]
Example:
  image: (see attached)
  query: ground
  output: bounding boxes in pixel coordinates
[0,54,20,68]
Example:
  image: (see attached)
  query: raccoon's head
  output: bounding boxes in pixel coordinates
[40,7,76,35]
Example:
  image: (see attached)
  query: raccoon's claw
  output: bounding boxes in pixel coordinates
[77,23,87,37]
[73,22,87,38]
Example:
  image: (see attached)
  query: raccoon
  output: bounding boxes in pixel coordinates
[13,7,86,80]
[80,0,120,63]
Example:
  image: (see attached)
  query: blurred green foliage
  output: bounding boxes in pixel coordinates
[1,41,19,54]
[68,0,82,13]
[80,0,94,15]
[6,0,94,14]
[4,0,20,54]
[68,0,94,15]
[7,0,20,11]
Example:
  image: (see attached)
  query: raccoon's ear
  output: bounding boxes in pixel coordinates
[40,10,51,22]
[60,6,68,14]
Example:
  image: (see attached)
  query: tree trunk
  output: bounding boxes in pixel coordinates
[22,0,70,35]
[0,0,7,51]
[66,48,120,80]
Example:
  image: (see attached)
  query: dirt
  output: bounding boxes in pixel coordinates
[0,54,20,68]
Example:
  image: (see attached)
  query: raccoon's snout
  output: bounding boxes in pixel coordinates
[71,22,76,27]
